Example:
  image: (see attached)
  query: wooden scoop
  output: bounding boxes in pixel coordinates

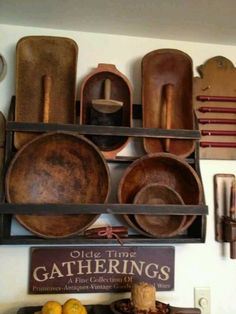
[161,84,174,152]
[91,78,123,113]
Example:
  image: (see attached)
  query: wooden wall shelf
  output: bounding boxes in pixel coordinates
[0,97,207,245]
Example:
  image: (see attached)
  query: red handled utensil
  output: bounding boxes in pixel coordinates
[200,142,236,148]
[198,118,236,125]
[197,95,236,102]
[198,106,236,113]
[201,130,236,136]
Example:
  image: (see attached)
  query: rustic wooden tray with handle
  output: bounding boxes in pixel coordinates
[14,35,78,149]
[142,49,195,158]
[80,63,132,159]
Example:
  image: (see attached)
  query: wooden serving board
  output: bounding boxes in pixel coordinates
[193,56,236,159]
[15,36,78,149]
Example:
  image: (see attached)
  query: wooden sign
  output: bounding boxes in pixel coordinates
[29,246,175,294]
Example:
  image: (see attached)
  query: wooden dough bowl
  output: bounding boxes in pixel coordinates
[142,49,195,158]
[5,132,111,238]
[15,36,78,149]
[80,63,132,159]
[118,153,203,237]
[133,183,186,237]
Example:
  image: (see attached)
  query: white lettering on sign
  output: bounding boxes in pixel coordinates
[33,259,171,282]
[30,247,175,293]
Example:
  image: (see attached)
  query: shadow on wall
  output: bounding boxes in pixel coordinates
[129,56,142,105]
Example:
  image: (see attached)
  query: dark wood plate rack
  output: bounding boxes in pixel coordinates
[0,97,208,245]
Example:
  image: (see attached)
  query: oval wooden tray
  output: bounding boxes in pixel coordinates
[80,63,132,158]
[142,49,195,158]
[15,36,78,149]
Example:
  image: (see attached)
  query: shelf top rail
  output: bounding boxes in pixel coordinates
[0,203,208,215]
[6,121,201,140]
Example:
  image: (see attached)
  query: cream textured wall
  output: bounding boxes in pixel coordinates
[0,24,236,314]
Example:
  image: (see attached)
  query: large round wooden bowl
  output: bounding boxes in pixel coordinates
[5,132,111,238]
[118,153,203,236]
[134,183,186,237]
